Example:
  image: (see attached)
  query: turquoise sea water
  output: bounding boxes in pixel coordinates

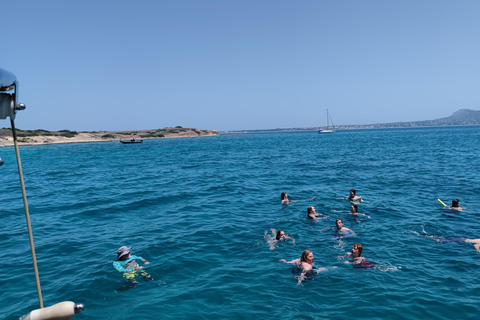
[1,126,480,319]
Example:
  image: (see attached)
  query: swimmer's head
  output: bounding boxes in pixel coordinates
[301,250,313,263]
[350,189,356,196]
[307,206,315,214]
[336,218,344,228]
[351,205,358,213]
[352,243,362,256]
[276,230,285,240]
[452,199,460,207]
[281,192,287,200]
[116,246,131,261]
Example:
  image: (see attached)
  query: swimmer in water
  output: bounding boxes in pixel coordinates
[265,229,295,250]
[280,250,330,284]
[281,192,290,204]
[414,230,480,252]
[335,218,356,236]
[113,246,152,280]
[449,199,463,211]
[307,206,328,220]
[281,192,317,205]
[347,189,369,203]
[338,243,366,265]
[349,204,370,219]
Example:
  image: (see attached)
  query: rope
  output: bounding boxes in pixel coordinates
[10,118,44,308]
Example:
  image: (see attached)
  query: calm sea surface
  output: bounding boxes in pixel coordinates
[1,126,480,319]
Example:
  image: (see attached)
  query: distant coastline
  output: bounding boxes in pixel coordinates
[222,109,480,133]
[0,127,219,147]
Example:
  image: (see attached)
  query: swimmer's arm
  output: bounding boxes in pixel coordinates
[316,267,337,273]
[131,255,149,265]
[113,261,134,273]
[359,197,370,203]
[345,228,356,236]
[359,213,371,218]
[352,257,366,265]
[280,258,300,265]
[337,253,349,261]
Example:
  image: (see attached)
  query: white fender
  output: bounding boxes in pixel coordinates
[20,301,84,320]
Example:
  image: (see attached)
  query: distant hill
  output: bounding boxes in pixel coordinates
[425,109,480,125]
[222,109,480,133]
[336,109,480,129]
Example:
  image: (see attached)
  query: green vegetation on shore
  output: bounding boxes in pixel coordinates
[0,127,219,146]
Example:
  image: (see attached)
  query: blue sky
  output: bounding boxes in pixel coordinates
[2,1,479,131]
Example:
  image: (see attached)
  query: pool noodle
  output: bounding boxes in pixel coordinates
[437,199,447,207]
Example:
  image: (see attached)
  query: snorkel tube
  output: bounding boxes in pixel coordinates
[437,199,447,207]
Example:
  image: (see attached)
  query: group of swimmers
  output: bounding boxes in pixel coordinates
[277,189,478,284]
[277,189,370,284]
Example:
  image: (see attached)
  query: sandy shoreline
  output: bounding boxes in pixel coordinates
[0,127,219,147]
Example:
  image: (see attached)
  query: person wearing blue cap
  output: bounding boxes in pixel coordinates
[113,246,151,279]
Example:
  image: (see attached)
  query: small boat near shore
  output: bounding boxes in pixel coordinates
[120,138,143,144]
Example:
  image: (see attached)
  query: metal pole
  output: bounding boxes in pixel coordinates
[10,118,44,308]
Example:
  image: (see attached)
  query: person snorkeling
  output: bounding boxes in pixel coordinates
[449,199,463,211]
[414,230,480,253]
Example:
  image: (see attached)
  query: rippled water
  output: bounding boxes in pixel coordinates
[1,126,480,319]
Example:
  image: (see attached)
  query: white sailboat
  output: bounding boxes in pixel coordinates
[318,109,335,134]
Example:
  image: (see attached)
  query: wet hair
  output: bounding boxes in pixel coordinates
[281,192,287,200]
[276,230,284,240]
[451,199,460,207]
[301,250,312,262]
[336,218,343,226]
[307,206,315,214]
[351,204,358,213]
[350,189,356,195]
[353,243,363,256]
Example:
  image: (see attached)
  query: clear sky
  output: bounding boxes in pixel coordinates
[2,1,479,131]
